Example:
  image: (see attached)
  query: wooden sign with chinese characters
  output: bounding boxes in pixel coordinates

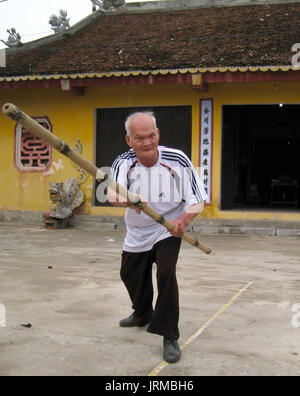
[199,99,213,203]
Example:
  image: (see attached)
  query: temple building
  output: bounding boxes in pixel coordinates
[0,0,300,224]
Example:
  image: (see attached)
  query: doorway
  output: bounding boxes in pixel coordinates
[221,105,300,210]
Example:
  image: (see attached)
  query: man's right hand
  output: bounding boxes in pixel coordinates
[127,195,148,214]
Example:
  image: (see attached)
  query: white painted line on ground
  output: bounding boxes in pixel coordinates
[148,281,253,376]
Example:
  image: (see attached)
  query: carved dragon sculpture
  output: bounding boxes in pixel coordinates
[1,28,23,48]
[44,139,89,227]
[91,0,125,12]
[49,10,70,34]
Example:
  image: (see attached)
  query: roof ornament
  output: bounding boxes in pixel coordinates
[91,0,126,12]
[49,10,70,34]
[1,28,23,48]
[91,0,102,11]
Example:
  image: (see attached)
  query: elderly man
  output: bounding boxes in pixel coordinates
[107,112,207,364]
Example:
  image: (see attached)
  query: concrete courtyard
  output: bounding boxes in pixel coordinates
[0,223,300,376]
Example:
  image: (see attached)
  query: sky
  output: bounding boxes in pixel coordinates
[0,0,160,49]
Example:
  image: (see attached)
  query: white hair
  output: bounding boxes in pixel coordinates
[125,112,157,136]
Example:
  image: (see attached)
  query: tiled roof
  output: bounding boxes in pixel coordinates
[1,2,300,79]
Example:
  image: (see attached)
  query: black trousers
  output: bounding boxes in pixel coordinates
[120,236,182,341]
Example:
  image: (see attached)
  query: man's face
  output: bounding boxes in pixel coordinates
[125,115,160,166]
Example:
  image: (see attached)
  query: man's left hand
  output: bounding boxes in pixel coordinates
[169,218,187,238]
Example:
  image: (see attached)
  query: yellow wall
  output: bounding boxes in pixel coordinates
[1,79,300,222]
